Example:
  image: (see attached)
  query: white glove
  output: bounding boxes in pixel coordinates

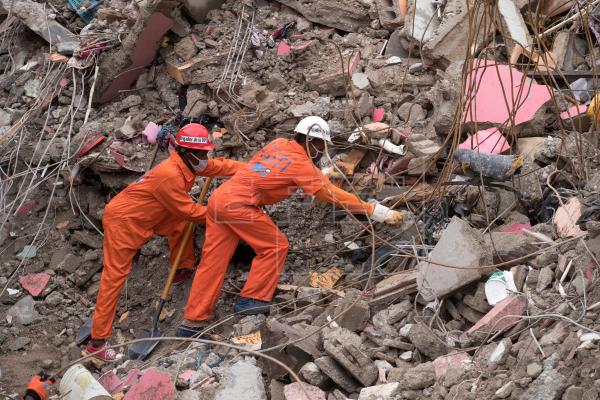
[371,203,404,224]
[321,166,341,179]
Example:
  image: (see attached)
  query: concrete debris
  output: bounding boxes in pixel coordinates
[417,217,489,302]
[215,360,267,400]
[273,0,370,32]
[7,295,39,325]
[324,328,378,387]
[2,0,600,397]
[314,356,359,393]
[358,382,400,400]
[283,382,326,400]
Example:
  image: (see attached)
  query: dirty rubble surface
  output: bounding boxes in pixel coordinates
[2,0,600,399]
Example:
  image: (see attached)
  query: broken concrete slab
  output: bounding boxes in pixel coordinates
[7,295,39,325]
[417,217,489,302]
[0,0,79,54]
[406,0,440,43]
[483,232,537,264]
[407,324,447,359]
[333,289,370,332]
[323,332,377,387]
[375,0,404,30]
[273,0,370,32]
[405,134,440,157]
[402,361,435,389]
[422,0,485,67]
[314,356,359,393]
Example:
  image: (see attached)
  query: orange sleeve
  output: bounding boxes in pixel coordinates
[202,158,246,177]
[293,162,328,195]
[154,177,207,224]
[314,181,374,215]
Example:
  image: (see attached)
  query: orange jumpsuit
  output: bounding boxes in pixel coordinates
[184,138,374,321]
[92,152,245,339]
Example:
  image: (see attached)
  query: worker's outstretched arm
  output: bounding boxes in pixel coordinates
[202,158,246,177]
[154,177,207,224]
[314,182,374,215]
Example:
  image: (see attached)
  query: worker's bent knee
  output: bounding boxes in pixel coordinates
[275,234,289,251]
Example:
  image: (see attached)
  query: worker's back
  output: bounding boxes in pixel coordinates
[218,138,327,206]
[105,152,194,234]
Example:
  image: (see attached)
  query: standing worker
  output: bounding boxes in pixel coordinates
[177,116,408,336]
[87,123,245,361]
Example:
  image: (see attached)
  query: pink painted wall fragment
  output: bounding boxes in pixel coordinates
[19,273,50,297]
[124,369,176,400]
[459,128,510,154]
[463,61,552,126]
[372,108,385,122]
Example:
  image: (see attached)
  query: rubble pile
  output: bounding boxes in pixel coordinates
[1,0,600,399]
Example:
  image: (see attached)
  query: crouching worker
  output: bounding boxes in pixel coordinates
[177,116,409,337]
[87,123,245,361]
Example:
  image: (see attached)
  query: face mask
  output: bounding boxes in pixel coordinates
[189,153,208,173]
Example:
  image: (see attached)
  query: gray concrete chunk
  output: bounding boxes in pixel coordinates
[417,217,489,301]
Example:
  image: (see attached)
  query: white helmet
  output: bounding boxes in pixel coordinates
[294,116,332,143]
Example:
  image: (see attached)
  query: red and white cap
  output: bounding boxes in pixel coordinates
[175,123,215,151]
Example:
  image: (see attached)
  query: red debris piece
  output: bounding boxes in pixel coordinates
[502,223,531,234]
[17,202,36,216]
[124,369,176,400]
[77,134,106,159]
[277,42,291,57]
[372,108,385,122]
[19,273,50,297]
[98,371,122,394]
[467,295,525,338]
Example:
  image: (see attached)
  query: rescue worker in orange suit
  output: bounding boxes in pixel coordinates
[87,123,245,361]
[177,116,408,336]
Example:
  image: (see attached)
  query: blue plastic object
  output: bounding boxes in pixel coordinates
[67,0,100,23]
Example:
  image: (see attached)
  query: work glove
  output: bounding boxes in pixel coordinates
[370,202,405,225]
[24,372,53,400]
